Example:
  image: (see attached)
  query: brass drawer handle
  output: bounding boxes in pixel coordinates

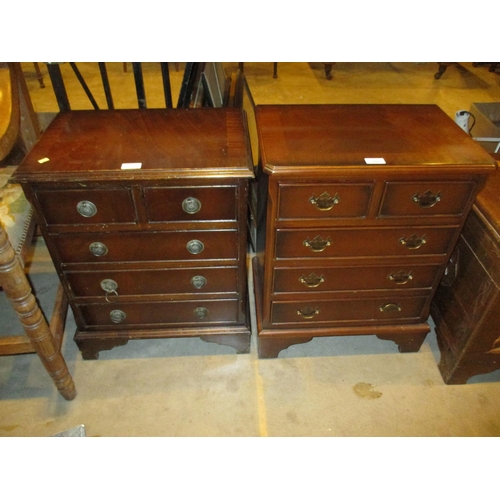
[191,275,207,289]
[77,200,97,217]
[399,234,426,250]
[379,303,402,313]
[89,242,108,257]
[186,239,204,255]
[412,190,441,208]
[309,191,340,211]
[303,235,332,252]
[182,197,202,214]
[110,309,126,323]
[297,306,320,319]
[299,273,325,288]
[388,271,413,285]
[194,307,209,319]
[100,279,119,303]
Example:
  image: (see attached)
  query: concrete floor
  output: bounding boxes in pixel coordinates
[2,62,500,438]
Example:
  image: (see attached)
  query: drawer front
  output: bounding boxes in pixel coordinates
[278,183,373,219]
[273,263,442,293]
[379,181,475,217]
[36,188,137,226]
[66,267,239,298]
[144,186,237,222]
[275,226,458,259]
[78,299,240,327]
[52,230,239,263]
[271,296,428,325]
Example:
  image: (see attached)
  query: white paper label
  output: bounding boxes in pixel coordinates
[38,157,50,164]
[120,162,142,170]
[364,158,386,164]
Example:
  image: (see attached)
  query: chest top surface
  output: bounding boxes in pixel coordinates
[255,104,496,175]
[13,108,253,182]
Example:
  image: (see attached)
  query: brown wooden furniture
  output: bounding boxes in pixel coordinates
[431,154,500,384]
[1,63,75,400]
[253,104,496,358]
[13,108,253,359]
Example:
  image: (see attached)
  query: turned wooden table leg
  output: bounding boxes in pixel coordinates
[0,227,76,400]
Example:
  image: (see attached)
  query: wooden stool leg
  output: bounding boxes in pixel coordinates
[0,227,76,400]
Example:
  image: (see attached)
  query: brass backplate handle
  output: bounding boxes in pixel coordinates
[412,190,441,208]
[309,191,340,211]
[399,234,427,250]
[299,273,325,288]
[379,303,402,313]
[297,306,320,319]
[89,242,108,257]
[388,271,413,285]
[182,197,202,214]
[303,235,332,252]
[110,309,126,323]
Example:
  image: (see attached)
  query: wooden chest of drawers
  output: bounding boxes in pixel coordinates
[253,104,496,358]
[13,109,254,359]
[431,154,500,384]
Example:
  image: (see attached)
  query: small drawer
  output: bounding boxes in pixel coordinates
[271,296,429,325]
[278,183,373,219]
[66,267,239,298]
[52,230,239,263]
[35,188,137,226]
[78,299,240,327]
[275,226,458,259]
[273,263,442,293]
[144,186,237,222]
[379,181,475,218]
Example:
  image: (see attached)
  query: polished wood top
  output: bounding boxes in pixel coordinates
[255,104,496,175]
[13,108,254,182]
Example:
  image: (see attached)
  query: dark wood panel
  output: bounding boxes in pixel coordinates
[78,299,240,327]
[66,266,239,298]
[275,226,459,259]
[273,263,442,293]
[379,180,475,217]
[271,295,429,325]
[36,188,137,225]
[52,230,239,263]
[278,182,373,219]
[144,186,237,222]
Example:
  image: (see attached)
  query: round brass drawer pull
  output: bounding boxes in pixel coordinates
[89,242,108,257]
[77,200,97,217]
[182,197,202,214]
[100,279,119,303]
[309,191,340,211]
[388,271,413,285]
[297,306,320,319]
[110,309,126,323]
[379,303,402,313]
[412,190,441,208]
[303,235,332,252]
[194,307,209,318]
[186,239,204,255]
[191,276,207,289]
[399,235,427,250]
[299,273,325,288]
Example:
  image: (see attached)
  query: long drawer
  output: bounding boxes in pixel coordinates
[51,230,239,263]
[273,263,442,293]
[77,299,240,327]
[270,295,429,326]
[65,267,239,298]
[275,226,459,259]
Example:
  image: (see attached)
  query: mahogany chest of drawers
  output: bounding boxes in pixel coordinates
[253,104,496,358]
[13,108,254,359]
[431,154,500,384]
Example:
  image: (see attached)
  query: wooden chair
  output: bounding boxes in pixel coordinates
[0,63,75,400]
